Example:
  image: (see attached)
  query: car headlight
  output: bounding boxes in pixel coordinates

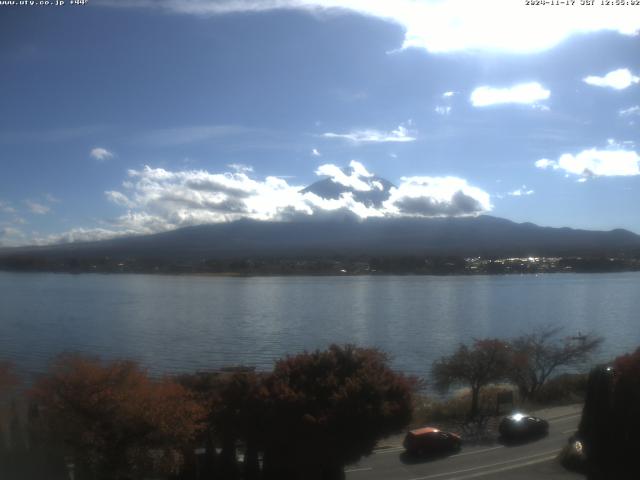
[574,441,583,454]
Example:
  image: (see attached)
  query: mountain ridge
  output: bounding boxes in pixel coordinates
[2,215,639,262]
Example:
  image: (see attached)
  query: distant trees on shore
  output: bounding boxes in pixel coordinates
[3,253,640,276]
[431,327,602,418]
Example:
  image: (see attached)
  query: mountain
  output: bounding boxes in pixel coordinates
[2,216,640,265]
[301,166,395,207]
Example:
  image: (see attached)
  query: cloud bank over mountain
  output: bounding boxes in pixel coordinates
[35,161,491,245]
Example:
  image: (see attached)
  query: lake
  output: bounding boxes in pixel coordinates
[1,271,639,380]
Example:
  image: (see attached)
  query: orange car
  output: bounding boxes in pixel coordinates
[403,427,462,456]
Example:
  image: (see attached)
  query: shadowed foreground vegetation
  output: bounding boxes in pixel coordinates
[0,346,416,480]
[562,347,640,480]
[0,328,612,480]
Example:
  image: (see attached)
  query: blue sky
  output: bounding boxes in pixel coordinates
[1,0,639,246]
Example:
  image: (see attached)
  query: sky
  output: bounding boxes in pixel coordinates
[1,0,639,246]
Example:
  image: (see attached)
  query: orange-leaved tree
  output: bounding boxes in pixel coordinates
[262,344,416,480]
[30,353,205,480]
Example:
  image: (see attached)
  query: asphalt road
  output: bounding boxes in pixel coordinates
[346,406,584,480]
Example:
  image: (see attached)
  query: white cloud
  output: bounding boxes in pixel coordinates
[536,146,640,179]
[0,227,23,237]
[34,161,492,244]
[0,226,26,247]
[44,193,61,203]
[315,160,374,191]
[470,82,550,107]
[322,123,416,143]
[105,190,136,209]
[0,200,16,214]
[90,147,114,161]
[531,104,550,112]
[99,0,640,54]
[507,186,535,197]
[36,227,139,246]
[227,163,254,173]
[619,105,640,116]
[371,180,384,191]
[311,148,321,157]
[535,159,557,170]
[583,68,639,90]
[25,200,50,215]
[384,176,491,217]
[442,91,456,98]
[434,105,452,116]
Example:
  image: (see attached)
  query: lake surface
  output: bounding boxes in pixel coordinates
[1,271,639,380]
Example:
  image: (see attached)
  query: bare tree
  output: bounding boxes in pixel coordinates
[432,339,511,419]
[509,326,602,401]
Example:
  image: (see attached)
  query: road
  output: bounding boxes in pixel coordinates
[346,405,584,480]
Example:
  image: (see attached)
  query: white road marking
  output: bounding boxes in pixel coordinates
[562,429,576,434]
[452,446,504,458]
[444,454,558,480]
[345,467,373,473]
[374,445,504,457]
[407,449,560,480]
[374,447,405,455]
[548,413,581,423]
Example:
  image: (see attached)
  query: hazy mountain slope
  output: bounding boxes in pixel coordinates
[2,216,639,262]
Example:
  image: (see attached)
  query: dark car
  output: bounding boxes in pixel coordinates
[403,427,461,456]
[499,413,549,441]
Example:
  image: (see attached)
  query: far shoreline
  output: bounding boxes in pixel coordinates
[2,268,640,278]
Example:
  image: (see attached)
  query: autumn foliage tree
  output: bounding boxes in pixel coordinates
[432,339,511,419]
[262,344,416,480]
[178,368,266,480]
[508,326,602,401]
[212,370,265,480]
[0,361,19,396]
[30,354,205,480]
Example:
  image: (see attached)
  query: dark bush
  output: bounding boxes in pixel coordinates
[576,348,640,479]
[263,344,416,480]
